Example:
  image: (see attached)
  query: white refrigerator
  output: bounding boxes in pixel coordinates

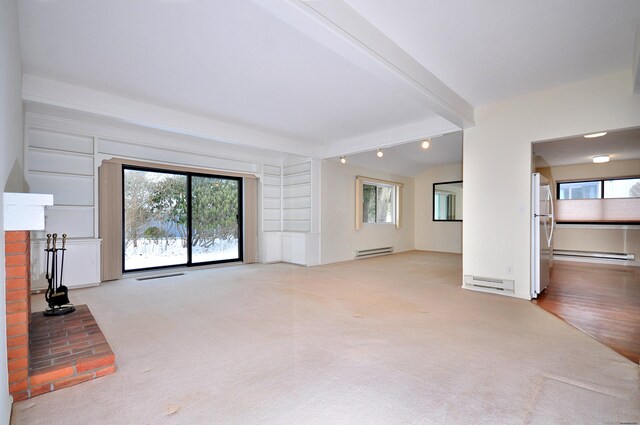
[531,173,555,298]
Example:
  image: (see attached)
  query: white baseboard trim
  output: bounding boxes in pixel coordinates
[2,394,12,425]
[554,256,640,267]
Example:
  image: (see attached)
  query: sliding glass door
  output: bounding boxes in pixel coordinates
[123,166,242,272]
[191,176,241,264]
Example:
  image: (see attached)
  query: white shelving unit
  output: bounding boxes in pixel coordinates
[262,164,282,232]
[283,161,311,233]
[25,127,101,289]
[258,159,319,266]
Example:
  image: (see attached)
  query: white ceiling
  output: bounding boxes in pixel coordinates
[343,131,463,177]
[17,0,437,145]
[533,127,640,167]
[16,0,640,161]
[343,0,640,105]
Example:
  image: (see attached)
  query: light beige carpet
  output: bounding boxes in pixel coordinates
[13,251,639,424]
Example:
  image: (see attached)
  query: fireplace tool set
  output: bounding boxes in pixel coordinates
[44,233,75,316]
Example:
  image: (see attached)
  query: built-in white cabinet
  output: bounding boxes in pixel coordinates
[282,232,320,265]
[258,159,320,266]
[30,239,101,291]
[25,124,102,288]
[282,233,305,264]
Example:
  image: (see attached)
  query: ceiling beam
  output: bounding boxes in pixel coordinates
[322,115,460,159]
[253,0,475,128]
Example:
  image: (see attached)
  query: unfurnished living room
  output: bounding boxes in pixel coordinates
[1,1,640,424]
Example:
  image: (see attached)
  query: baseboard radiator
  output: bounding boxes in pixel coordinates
[355,246,393,259]
[464,275,515,293]
[554,249,635,261]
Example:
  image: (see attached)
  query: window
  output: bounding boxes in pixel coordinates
[355,176,402,229]
[123,166,242,272]
[558,181,601,200]
[604,178,640,198]
[555,176,640,224]
[362,182,395,223]
[558,177,640,200]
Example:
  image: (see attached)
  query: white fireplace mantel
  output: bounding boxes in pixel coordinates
[3,192,54,231]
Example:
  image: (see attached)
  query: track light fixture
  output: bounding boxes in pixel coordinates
[584,132,607,138]
[340,156,346,164]
[421,139,431,149]
[377,149,383,158]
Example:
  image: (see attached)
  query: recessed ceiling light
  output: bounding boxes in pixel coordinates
[340,156,346,164]
[584,132,607,138]
[421,139,430,149]
[376,149,383,158]
[592,155,610,163]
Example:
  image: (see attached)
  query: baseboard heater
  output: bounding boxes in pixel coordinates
[355,246,393,259]
[554,249,635,261]
[464,275,515,293]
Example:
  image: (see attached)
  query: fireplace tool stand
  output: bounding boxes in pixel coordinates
[43,233,75,317]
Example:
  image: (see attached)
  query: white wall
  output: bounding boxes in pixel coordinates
[414,163,462,253]
[464,71,640,299]
[0,0,24,421]
[320,159,414,264]
[23,108,319,277]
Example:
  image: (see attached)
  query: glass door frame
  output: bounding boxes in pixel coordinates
[121,165,244,273]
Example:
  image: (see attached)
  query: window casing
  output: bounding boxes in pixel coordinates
[355,176,402,229]
[557,177,640,200]
[362,182,396,224]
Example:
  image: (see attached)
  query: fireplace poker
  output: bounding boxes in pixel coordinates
[60,234,66,288]
[43,232,75,317]
[45,233,51,281]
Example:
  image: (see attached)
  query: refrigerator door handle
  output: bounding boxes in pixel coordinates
[547,185,555,246]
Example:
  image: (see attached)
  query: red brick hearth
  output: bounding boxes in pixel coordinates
[5,231,115,401]
[28,305,115,398]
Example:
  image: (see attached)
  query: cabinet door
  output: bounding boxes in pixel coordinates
[282,235,293,262]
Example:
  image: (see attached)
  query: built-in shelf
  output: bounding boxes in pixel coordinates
[262,164,283,233]
[282,161,311,233]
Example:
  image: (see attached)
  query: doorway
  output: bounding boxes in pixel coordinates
[530,126,640,363]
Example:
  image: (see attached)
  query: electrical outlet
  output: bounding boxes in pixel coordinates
[507,265,513,275]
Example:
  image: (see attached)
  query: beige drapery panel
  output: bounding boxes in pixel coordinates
[355,177,363,230]
[99,158,258,281]
[99,161,123,281]
[355,175,403,230]
[243,177,257,263]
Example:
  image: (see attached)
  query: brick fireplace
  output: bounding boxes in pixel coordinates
[5,231,116,400]
[4,194,115,401]
[5,231,31,399]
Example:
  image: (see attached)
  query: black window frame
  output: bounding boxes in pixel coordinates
[557,176,640,200]
[122,165,243,273]
[432,180,463,222]
[362,182,396,224]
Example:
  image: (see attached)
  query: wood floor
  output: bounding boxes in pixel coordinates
[533,260,640,364]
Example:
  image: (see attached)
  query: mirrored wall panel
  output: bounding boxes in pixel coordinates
[433,181,463,221]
